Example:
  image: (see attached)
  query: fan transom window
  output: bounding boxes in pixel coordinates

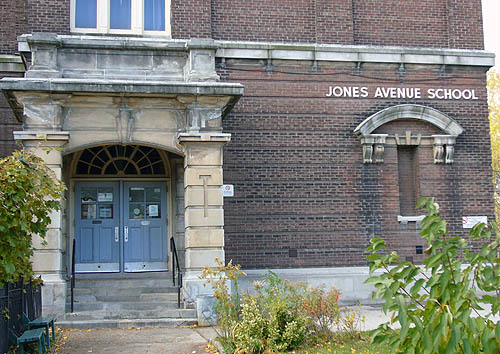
[75,145,168,176]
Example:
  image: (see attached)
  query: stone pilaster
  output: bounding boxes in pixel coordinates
[25,33,61,78]
[177,132,230,308]
[14,131,70,318]
[185,39,220,82]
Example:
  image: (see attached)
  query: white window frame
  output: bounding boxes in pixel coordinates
[70,0,171,36]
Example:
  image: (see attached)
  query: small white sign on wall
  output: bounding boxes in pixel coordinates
[462,216,488,229]
[222,184,234,197]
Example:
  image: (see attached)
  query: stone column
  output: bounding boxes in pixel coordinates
[14,131,70,317]
[177,132,230,307]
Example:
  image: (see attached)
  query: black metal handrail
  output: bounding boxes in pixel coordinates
[170,237,182,308]
[71,238,76,313]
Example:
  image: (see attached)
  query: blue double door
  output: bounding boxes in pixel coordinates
[75,181,168,273]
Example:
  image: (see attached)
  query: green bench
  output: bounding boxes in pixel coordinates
[9,327,48,354]
[23,313,56,350]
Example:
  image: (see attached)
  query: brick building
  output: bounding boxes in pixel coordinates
[0,1,495,325]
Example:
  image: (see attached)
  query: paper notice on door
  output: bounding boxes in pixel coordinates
[99,206,113,218]
[82,204,96,219]
[148,204,159,217]
[98,192,113,202]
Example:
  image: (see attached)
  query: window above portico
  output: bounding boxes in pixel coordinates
[71,0,171,36]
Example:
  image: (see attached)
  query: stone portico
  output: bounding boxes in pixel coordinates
[1,33,243,317]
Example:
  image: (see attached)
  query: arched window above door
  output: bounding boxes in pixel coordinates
[74,145,169,177]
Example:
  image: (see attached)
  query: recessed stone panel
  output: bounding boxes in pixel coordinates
[185,229,224,248]
[185,208,224,227]
[185,249,224,269]
[63,107,118,130]
[133,109,178,130]
[96,53,153,70]
[185,187,223,206]
[185,168,223,186]
[186,146,222,166]
[58,50,97,70]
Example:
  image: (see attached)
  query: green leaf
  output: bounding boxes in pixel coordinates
[410,279,425,296]
[5,263,15,274]
[425,253,443,269]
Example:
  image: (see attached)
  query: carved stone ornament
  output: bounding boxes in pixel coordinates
[432,135,457,164]
[360,134,387,163]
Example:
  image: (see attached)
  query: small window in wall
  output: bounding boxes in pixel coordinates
[71,0,170,36]
[397,146,419,216]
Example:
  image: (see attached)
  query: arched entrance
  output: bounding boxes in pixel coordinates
[71,144,171,273]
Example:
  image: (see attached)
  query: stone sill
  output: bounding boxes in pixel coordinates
[397,215,426,224]
[0,54,25,73]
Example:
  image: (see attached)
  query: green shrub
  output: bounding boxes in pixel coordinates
[201,263,363,353]
[233,296,267,353]
[0,150,65,285]
[365,197,500,353]
[301,286,341,339]
[200,258,244,353]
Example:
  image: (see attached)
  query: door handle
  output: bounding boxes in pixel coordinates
[114,227,119,242]
[124,226,128,242]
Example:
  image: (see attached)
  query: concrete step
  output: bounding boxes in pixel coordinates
[72,286,178,297]
[63,308,196,321]
[71,278,176,289]
[57,318,197,330]
[66,300,180,312]
[139,293,179,302]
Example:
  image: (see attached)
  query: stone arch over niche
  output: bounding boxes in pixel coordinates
[353,104,464,164]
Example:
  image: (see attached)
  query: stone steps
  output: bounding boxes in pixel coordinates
[61,276,193,329]
[63,308,196,321]
[57,318,197,330]
[67,300,180,312]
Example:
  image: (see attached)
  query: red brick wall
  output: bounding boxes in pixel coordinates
[352,0,449,47]
[0,70,23,157]
[448,0,485,49]
[220,61,493,268]
[0,0,27,54]
[27,0,70,35]
[209,0,317,43]
[0,0,484,50]
[171,0,211,39]
[171,0,483,49]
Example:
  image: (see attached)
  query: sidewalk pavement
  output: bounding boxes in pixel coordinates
[54,326,219,354]
[54,306,393,354]
[57,305,500,353]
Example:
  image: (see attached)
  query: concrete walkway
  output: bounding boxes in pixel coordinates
[54,306,392,354]
[53,304,500,353]
[54,326,218,354]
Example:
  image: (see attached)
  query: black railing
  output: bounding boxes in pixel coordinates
[170,237,182,308]
[0,279,42,353]
[71,238,76,313]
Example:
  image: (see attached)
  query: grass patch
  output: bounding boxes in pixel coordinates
[294,332,393,354]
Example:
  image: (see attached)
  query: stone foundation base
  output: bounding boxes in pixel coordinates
[40,274,67,318]
[239,267,381,305]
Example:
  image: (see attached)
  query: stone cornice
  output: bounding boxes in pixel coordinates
[17,34,495,67]
[0,78,244,96]
[216,41,495,67]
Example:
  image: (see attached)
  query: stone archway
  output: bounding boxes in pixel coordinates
[354,104,464,164]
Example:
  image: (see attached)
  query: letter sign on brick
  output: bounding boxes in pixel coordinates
[222,184,234,197]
